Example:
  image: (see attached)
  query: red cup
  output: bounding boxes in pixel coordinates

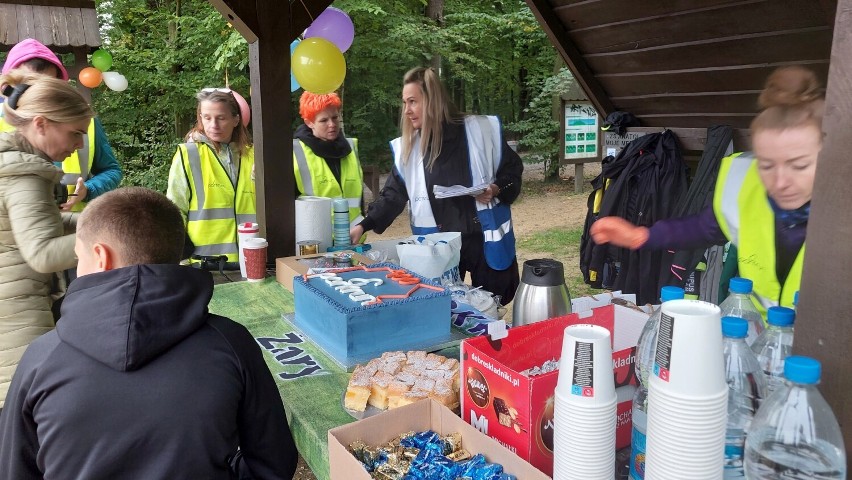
[243,237,268,282]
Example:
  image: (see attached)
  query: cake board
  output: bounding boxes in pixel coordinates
[282,312,469,372]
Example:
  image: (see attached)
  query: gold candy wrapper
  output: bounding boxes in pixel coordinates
[373,462,406,480]
[442,432,463,454]
[446,448,472,461]
[402,447,420,460]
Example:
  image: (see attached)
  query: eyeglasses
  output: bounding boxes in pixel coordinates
[200,87,233,94]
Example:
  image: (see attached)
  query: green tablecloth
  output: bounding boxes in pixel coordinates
[209,278,463,480]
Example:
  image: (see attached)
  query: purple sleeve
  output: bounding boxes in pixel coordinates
[643,205,729,250]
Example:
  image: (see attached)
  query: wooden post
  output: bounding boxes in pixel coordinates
[248,1,293,259]
[795,0,852,461]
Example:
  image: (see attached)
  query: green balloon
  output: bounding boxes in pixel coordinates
[91,49,113,72]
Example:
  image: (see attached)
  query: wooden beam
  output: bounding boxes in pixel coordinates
[524,0,614,117]
[795,0,852,459]
[248,1,293,260]
[290,0,330,40]
[207,0,259,43]
[0,1,95,7]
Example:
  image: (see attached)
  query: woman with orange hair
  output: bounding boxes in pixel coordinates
[293,91,364,227]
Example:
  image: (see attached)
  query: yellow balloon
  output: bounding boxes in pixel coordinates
[292,37,346,94]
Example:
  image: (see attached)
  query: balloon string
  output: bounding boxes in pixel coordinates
[297,0,316,23]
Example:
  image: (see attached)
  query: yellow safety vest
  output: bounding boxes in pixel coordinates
[713,152,803,317]
[0,117,95,212]
[180,142,256,263]
[293,138,364,225]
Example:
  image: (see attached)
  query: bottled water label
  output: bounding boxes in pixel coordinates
[653,312,674,381]
[724,430,746,478]
[629,409,648,480]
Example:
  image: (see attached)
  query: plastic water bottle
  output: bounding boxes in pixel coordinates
[750,306,795,395]
[629,286,684,480]
[722,317,767,479]
[719,277,764,346]
[744,356,846,479]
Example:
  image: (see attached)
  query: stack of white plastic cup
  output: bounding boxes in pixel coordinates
[237,222,259,278]
[553,324,616,480]
[645,299,727,480]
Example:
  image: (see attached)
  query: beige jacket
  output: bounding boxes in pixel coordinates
[0,132,77,408]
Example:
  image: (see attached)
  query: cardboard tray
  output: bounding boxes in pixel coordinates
[328,398,550,480]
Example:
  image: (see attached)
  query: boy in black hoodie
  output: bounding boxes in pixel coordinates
[0,187,297,480]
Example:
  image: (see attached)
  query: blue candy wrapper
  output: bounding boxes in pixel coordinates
[451,300,503,336]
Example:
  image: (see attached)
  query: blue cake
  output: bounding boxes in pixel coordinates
[293,263,451,365]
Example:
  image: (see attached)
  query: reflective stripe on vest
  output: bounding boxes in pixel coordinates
[465,115,515,270]
[183,142,256,263]
[712,152,803,317]
[292,138,363,225]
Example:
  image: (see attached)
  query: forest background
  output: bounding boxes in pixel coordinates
[23,0,573,191]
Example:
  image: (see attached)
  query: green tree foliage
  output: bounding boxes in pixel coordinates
[91,0,572,190]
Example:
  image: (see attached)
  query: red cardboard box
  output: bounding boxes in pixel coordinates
[460,304,647,476]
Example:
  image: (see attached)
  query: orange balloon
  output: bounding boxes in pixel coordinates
[78,67,103,88]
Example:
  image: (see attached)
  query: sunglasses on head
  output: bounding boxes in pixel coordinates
[200,87,233,94]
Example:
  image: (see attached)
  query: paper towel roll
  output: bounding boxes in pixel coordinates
[295,196,333,254]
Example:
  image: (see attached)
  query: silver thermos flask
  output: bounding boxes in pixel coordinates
[512,259,572,326]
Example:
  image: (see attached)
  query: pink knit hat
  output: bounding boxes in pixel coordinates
[2,38,69,80]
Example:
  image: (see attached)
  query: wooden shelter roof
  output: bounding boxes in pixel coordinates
[527,0,836,129]
[0,0,100,53]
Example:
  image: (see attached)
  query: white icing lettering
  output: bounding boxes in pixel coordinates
[350,293,376,304]
[326,279,347,287]
[348,277,383,287]
[335,285,363,294]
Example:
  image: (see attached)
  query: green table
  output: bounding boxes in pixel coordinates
[209,278,461,480]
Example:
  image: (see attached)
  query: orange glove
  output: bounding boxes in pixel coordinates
[590,216,649,250]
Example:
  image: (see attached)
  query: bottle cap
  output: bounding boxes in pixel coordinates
[767,306,795,327]
[729,277,753,294]
[721,316,748,338]
[660,286,685,302]
[784,356,821,384]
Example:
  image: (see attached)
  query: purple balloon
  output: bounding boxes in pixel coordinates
[304,7,354,53]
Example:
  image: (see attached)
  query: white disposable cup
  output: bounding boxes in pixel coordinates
[646,390,726,479]
[553,389,616,480]
[556,324,616,406]
[649,299,726,397]
[237,222,259,278]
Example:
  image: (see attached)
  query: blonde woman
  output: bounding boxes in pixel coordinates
[350,67,523,304]
[0,70,93,407]
[166,88,255,269]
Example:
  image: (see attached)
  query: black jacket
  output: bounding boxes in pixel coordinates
[360,120,523,235]
[580,131,689,304]
[0,265,297,480]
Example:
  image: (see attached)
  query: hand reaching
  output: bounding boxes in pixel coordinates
[590,216,650,250]
[349,224,364,245]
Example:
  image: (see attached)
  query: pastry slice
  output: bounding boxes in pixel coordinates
[430,378,459,409]
[394,390,429,409]
[368,371,394,410]
[386,380,411,410]
[344,366,372,411]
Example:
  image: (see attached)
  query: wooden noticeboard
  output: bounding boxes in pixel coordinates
[560,101,602,193]
[563,102,599,160]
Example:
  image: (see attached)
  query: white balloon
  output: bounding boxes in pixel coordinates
[102,71,128,92]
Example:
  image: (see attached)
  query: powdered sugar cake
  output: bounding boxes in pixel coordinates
[293,263,451,366]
